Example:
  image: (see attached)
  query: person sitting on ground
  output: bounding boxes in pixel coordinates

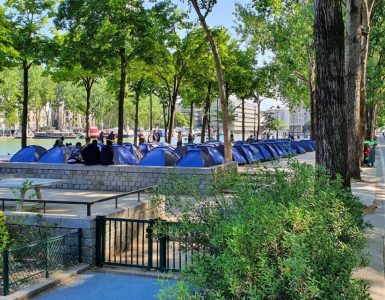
[246,135,254,144]
[53,139,60,147]
[68,142,83,164]
[83,136,91,148]
[107,131,115,141]
[58,136,65,147]
[177,131,183,148]
[100,139,114,165]
[81,139,101,165]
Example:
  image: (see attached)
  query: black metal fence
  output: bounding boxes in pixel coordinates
[96,216,193,272]
[0,185,157,216]
[0,230,81,296]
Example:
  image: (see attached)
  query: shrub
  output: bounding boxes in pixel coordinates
[0,211,10,250]
[157,162,370,300]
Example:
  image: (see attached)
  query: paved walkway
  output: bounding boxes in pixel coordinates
[354,138,385,300]
[33,272,171,300]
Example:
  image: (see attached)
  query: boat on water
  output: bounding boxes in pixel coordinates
[33,131,83,139]
[14,130,35,139]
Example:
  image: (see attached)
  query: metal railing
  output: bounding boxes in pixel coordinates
[0,230,81,296]
[0,185,157,216]
[95,216,194,272]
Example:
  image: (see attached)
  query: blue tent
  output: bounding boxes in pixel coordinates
[299,140,316,151]
[197,145,224,165]
[269,142,289,157]
[10,145,47,163]
[259,142,282,159]
[278,141,298,156]
[176,149,214,168]
[38,147,66,163]
[234,144,258,164]
[123,143,143,164]
[174,144,196,157]
[138,143,154,155]
[252,143,273,161]
[139,147,179,167]
[216,144,247,164]
[291,141,306,154]
[113,145,137,165]
[248,144,265,162]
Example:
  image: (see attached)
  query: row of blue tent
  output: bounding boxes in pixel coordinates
[10,139,316,168]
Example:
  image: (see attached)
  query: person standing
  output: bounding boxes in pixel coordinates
[107,131,115,141]
[148,130,156,143]
[98,130,104,144]
[188,130,194,144]
[177,131,183,148]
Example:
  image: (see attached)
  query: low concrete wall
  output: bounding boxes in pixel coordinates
[5,199,163,265]
[0,162,238,192]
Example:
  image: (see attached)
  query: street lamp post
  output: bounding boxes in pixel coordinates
[276,105,280,139]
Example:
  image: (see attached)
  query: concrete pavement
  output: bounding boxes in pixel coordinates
[354,138,385,300]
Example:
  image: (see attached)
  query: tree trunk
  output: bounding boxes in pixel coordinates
[149,91,153,130]
[118,48,127,145]
[167,94,177,144]
[345,0,362,179]
[162,101,169,141]
[35,108,39,132]
[189,102,193,132]
[21,61,30,148]
[366,102,378,139]
[241,97,245,142]
[257,100,261,141]
[191,0,232,162]
[359,0,374,160]
[314,0,350,187]
[208,105,211,140]
[201,83,212,143]
[134,91,140,146]
[306,42,317,141]
[84,78,93,139]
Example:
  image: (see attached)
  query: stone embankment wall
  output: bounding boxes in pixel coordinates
[0,162,238,192]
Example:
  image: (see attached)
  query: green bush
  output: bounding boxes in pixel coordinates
[0,211,10,250]
[157,162,370,300]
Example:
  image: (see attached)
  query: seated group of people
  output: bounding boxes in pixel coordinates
[64,137,114,166]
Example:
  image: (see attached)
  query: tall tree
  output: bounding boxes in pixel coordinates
[5,0,56,148]
[345,0,363,179]
[187,0,232,162]
[314,0,350,186]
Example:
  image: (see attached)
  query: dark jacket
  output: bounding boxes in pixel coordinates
[81,143,101,165]
[100,145,114,165]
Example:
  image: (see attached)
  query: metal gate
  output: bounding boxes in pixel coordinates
[95,216,192,271]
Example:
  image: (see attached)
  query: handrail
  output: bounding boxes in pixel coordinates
[0,185,157,216]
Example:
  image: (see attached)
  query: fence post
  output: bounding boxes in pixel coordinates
[2,250,9,296]
[45,239,49,278]
[159,234,167,271]
[95,216,105,267]
[147,220,154,269]
[78,228,82,263]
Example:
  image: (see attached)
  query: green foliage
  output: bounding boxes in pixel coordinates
[0,211,10,250]
[175,111,189,128]
[158,163,369,299]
